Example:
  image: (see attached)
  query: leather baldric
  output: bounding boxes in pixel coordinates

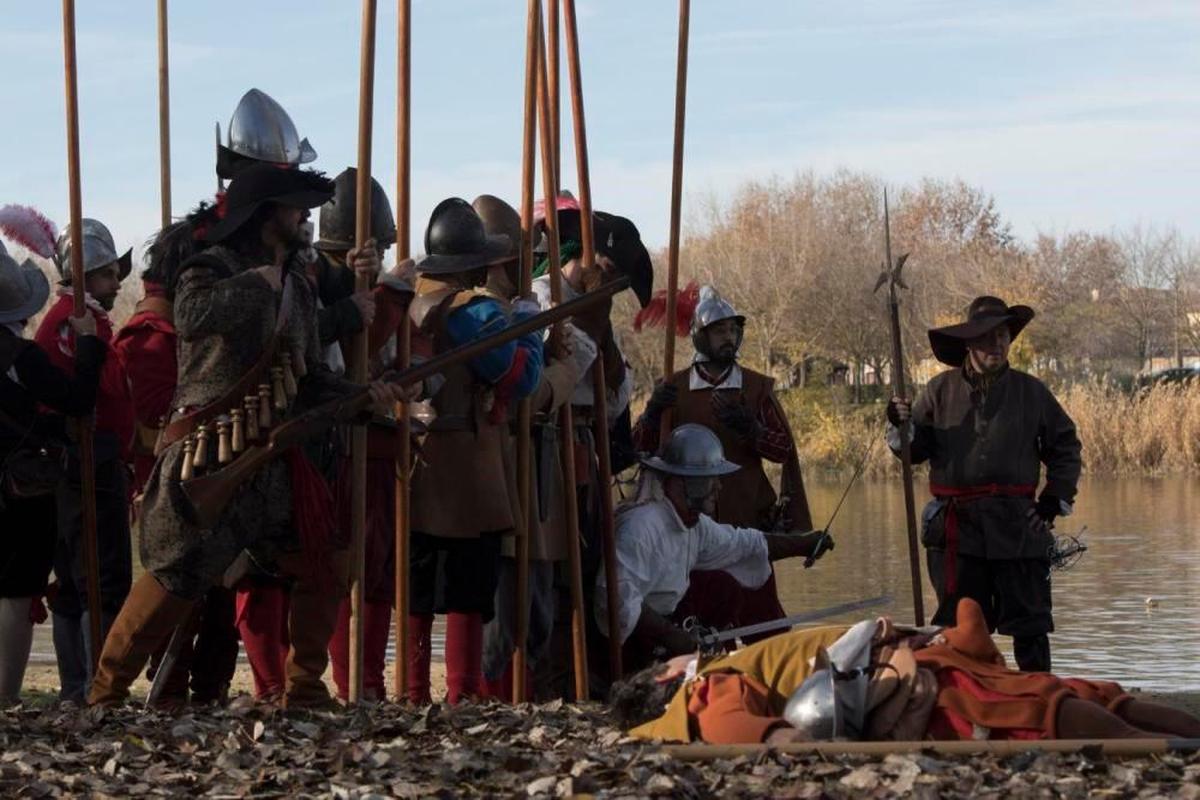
[157,274,296,450]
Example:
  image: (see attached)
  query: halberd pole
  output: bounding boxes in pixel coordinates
[393,0,412,703]
[60,0,103,672]
[156,0,171,228]
[877,189,925,626]
[540,3,595,697]
[561,0,621,682]
[349,0,379,704]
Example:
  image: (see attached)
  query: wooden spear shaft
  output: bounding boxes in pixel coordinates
[547,0,560,182]
[156,0,171,228]
[662,0,690,381]
[349,0,378,705]
[60,0,103,672]
[539,5,593,699]
[392,0,411,703]
[511,0,540,704]
[883,190,925,627]
[561,0,620,682]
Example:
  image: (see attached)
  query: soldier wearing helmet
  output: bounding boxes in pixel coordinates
[594,424,829,672]
[632,285,813,645]
[32,218,135,703]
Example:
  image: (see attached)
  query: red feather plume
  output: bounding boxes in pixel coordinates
[0,204,59,259]
[634,280,700,336]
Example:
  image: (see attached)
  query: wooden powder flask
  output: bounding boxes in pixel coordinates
[257,384,272,430]
[230,408,246,453]
[179,436,195,481]
[244,395,260,442]
[191,424,210,473]
[216,418,232,465]
[271,366,287,412]
[280,352,298,399]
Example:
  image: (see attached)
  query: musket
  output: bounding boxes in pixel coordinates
[179,278,629,530]
[873,189,926,626]
[685,594,892,654]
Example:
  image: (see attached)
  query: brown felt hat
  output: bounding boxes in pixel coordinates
[928,295,1034,367]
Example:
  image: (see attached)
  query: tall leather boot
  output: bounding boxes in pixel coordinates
[407,613,434,704]
[282,551,349,709]
[1013,634,1051,672]
[88,574,192,706]
[445,611,482,705]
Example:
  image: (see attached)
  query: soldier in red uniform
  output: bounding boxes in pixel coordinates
[34,218,134,703]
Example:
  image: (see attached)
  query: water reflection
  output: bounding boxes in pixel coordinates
[777,475,1200,692]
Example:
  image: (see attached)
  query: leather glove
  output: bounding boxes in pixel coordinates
[644,382,678,419]
[1035,495,1061,526]
[715,401,758,439]
[886,397,911,427]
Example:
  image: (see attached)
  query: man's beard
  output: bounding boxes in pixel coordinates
[94,292,116,311]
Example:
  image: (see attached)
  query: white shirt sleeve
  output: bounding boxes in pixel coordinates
[595,524,652,644]
[693,515,772,590]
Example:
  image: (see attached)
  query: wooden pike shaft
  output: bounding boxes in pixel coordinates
[884,190,925,627]
[60,0,103,672]
[561,0,620,683]
[662,0,690,380]
[393,0,412,703]
[511,0,541,704]
[547,0,560,182]
[349,0,378,704]
[156,0,171,228]
[664,738,1200,760]
[539,6,592,701]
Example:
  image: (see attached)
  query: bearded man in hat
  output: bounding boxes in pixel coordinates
[405,197,544,704]
[32,218,134,702]
[887,296,1081,673]
[595,424,829,675]
[88,164,405,707]
[632,285,814,643]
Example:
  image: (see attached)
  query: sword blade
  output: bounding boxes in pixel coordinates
[704,594,892,646]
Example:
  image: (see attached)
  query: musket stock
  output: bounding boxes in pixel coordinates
[180,278,629,528]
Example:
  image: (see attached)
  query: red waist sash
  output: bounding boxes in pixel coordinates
[929,483,1036,595]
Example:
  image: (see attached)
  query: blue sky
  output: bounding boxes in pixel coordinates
[1,0,1197,266]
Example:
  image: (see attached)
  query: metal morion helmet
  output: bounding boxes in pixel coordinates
[640,423,740,478]
[317,167,397,251]
[690,285,745,357]
[782,620,877,739]
[224,88,317,167]
[54,219,132,283]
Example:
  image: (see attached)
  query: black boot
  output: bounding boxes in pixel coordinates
[1013,634,1051,672]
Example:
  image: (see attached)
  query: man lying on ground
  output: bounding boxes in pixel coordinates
[611,598,1200,744]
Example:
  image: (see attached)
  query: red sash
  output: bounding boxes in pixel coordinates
[929,483,1036,595]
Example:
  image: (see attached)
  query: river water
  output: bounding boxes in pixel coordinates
[30,476,1200,694]
[778,475,1200,693]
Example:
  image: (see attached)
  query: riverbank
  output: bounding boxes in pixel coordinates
[779,379,1200,474]
[4,690,1199,797]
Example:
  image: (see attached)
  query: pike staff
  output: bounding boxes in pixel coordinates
[561,0,620,682]
[511,0,540,704]
[156,0,171,228]
[60,0,104,671]
[537,10,588,700]
[874,189,925,626]
[393,0,412,702]
[348,0,379,704]
[661,0,690,385]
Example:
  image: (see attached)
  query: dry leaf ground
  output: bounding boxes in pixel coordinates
[7,667,1200,798]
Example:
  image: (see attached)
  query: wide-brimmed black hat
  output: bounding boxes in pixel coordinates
[928,295,1035,366]
[537,202,654,307]
[205,164,334,243]
[415,197,511,274]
